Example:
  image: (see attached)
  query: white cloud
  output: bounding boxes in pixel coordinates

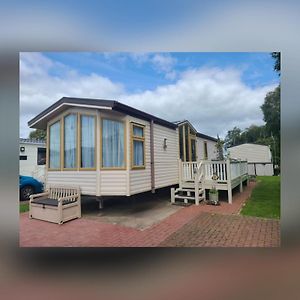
[20,52,125,137]
[20,53,276,139]
[150,53,177,79]
[121,67,276,137]
[102,52,178,80]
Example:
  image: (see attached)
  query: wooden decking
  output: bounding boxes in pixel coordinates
[171,159,249,205]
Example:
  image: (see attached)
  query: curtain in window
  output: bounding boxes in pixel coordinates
[64,114,77,168]
[81,115,95,168]
[49,121,60,169]
[102,119,124,168]
[133,140,144,166]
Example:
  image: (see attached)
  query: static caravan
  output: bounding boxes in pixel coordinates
[228,143,274,176]
[19,138,46,182]
[174,120,217,161]
[28,97,217,204]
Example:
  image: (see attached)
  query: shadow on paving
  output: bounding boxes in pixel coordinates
[81,187,182,230]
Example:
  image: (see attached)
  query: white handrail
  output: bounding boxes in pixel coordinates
[180,159,248,184]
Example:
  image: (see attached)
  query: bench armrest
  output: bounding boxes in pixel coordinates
[57,194,80,202]
[29,192,50,202]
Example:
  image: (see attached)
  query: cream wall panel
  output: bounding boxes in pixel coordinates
[47,171,97,195]
[153,124,179,188]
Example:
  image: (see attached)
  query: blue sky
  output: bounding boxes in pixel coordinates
[44,52,278,92]
[20,52,279,139]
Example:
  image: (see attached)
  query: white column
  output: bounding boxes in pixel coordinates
[226,159,232,204]
[239,159,243,193]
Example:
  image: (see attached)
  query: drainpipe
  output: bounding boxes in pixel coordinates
[150,119,155,193]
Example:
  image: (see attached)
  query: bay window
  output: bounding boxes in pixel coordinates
[64,114,77,169]
[49,120,61,169]
[80,115,95,169]
[102,119,125,168]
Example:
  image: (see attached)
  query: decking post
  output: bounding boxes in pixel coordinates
[239,159,243,193]
[171,188,175,204]
[195,179,199,205]
[246,160,249,185]
[179,159,182,189]
[226,159,232,204]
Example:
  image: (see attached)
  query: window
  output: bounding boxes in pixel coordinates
[37,148,46,165]
[64,114,77,169]
[191,139,197,161]
[131,123,145,169]
[184,124,190,161]
[49,121,61,169]
[19,155,27,160]
[179,125,184,160]
[102,119,125,168]
[80,115,95,169]
[204,141,208,159]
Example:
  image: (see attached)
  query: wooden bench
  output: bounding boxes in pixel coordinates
[29,186,81,224]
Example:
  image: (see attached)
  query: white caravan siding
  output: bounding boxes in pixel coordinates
[19,142,46,182]
[228,143,274,176]
[196,137,217,160]
[47,171,97,195]
[100,171,127,195]
[153,124,179,189]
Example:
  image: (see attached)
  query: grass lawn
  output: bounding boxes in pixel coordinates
[20,202,29,213]
[241,176,280,219]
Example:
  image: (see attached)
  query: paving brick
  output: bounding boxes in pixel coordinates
[19,182,279,247]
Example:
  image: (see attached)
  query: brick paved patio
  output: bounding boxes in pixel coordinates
[19,182,280,247]
[159,212,280,247]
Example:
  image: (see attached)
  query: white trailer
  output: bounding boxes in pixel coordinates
[19,138,46,182]
[228,143,274,176]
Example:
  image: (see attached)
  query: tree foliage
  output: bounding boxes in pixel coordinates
[215,135,224,160]
[261,85,280,139]
[271,52,280,75]
[29,129,46,140]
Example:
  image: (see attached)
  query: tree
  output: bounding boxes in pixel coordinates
[271,52,280,75]
[224,126,243,148]
[261,85,280,140]
[241,125,266,144]
[29,129,46,140]
[215,135,224,160]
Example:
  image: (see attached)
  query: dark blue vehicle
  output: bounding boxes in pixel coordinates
[19,175,44,201]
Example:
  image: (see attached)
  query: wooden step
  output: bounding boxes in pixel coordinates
[174,195,196,200]
[176,187,204,192]
[171,202,192,207]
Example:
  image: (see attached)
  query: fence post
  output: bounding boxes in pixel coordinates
[239,159,243,193]
[195,175,199,205]
[179,159,182,188]
[226,159,232,204]
[246,160,249,185]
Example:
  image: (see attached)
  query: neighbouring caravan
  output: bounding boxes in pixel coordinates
[19,138,46,182]
[228,143,274,176]
[28,97,217,200]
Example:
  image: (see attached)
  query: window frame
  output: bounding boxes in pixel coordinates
[79,113,97,171]
[37,147,46,165]
[62,113,78,170]
[48,119,61,171]
[131,122,146,170]
[100,117,126,170]
[204,141,208,160]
